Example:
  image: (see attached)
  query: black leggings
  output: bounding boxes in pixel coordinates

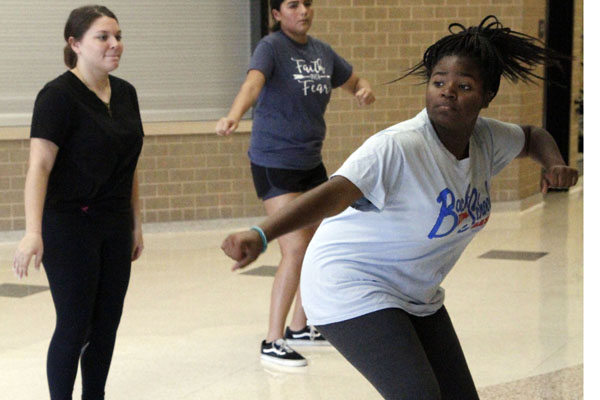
[42,209,132,400]
[316,307,479,400]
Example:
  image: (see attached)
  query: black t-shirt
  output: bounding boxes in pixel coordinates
[30,71,144,213]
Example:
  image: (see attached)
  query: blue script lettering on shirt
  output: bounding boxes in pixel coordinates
[428,182,491,239]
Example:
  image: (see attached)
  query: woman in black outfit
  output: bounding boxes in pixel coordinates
[12,5,144,400]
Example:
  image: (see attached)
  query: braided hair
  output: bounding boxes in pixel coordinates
[395,15,564,100]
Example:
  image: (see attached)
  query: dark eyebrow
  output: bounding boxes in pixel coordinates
[95,30,122,34]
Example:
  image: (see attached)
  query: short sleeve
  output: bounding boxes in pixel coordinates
[129,84,145,137]
[248,40,275,80]
[329,46,353,88]
[30,86,71,147]
[332,133,403,211]
[483,118,526,176]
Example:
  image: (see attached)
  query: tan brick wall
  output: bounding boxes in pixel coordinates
[0,0,583,230]
[0,140,27,231]
[138,134,263,224]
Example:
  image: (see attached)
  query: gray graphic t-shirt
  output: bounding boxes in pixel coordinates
[248,31,353,169]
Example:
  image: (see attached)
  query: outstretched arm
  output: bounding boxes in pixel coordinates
[215,70,266,136]
[340,73,375,107]
[221,176,363,270]
[518,125,579,193]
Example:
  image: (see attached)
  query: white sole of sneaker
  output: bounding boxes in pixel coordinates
[260,354,308,367]
[261,362,309,375]
[284,339,331,347]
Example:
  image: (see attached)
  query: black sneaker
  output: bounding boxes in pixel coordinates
[260,339,307,367]
[284,326,330,346]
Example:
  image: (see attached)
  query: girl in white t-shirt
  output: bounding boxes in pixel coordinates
[221,16,578,399]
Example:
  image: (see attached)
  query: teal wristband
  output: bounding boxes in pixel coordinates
[250,226,268,253]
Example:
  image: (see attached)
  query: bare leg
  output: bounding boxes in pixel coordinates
[263,193,319,342]
[289,287,307,331]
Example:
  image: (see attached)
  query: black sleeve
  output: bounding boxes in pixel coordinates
[30,86,72,147]
[129,84,144,137]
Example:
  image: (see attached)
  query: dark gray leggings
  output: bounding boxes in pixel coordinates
[316,307,480,400]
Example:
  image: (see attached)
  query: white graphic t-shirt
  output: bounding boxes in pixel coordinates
[301,109,525,325]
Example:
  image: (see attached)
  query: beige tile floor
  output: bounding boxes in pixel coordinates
[0,183,584,399]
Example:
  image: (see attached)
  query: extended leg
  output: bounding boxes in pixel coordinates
[263,193,318,342]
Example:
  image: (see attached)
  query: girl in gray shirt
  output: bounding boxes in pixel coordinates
[216,0,374,367]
